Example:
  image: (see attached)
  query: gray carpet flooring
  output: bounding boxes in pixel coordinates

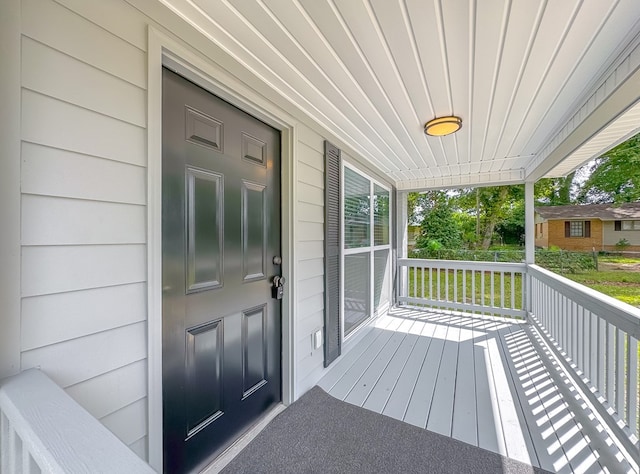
[221,386,552,474]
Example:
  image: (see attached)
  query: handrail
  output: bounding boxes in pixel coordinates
[528,264,640,338]
[0,369,155,474]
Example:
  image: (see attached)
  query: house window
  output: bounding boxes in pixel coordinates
[343,165,391,336]
[565,220,591,238]
[622,220,640,230]
[570,221,584,237]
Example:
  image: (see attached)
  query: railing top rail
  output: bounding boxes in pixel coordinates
[528,264,640,339]
[399,258,526,272]
[0,369,154,473]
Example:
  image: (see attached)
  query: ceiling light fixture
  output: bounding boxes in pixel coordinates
[424,116,462,136]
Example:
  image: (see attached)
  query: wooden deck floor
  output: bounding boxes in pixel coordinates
[318,308,636,474]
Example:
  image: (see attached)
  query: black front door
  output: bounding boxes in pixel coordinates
[162,68,282,473]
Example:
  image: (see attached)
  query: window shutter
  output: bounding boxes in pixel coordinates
[615,220,621,231]
[584,221,591,238]
[324,141,341,367]
[564,221,570,238]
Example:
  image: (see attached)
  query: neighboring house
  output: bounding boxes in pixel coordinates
[535,203,640,251]
[2,1,640,473]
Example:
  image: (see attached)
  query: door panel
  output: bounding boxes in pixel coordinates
[162,68,282,474]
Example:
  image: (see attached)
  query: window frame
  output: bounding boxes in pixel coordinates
[569,220,584,237]
[622,220,640,231]
[341,161,392,340]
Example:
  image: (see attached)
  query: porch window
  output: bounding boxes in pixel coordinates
[343,165,391,336]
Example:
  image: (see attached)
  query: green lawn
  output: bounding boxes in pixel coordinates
[563,271,640,306]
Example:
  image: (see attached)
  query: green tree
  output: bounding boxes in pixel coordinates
[577,133,640,203]
[454,185,524,249]
[535,172,576,205]
[415,194,462,250]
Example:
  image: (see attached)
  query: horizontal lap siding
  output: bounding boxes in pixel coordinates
[296,126,327,393]
[20,0,149,459]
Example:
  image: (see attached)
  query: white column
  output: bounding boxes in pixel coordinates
[524,180,535,317]
[396,191,408,302]
[525,181,535,264]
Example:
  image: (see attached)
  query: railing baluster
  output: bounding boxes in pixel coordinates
[607,323,615,404]
[437,268,441,301]
[429,267,433,301]
[9,424,22,473]
[1,412,12,473]
[570,301,576,362]
[445,267,449,302]
[454,268,458,303]
[412,265,417,300]
[420,266,424,300]
[481,270,485,308]
[490,271,495,308]
[628,336,639,438]
[576,305,583,371]
[462,269,467,306]
[588,310,596,381]
[500,271,505,311]
[598,317,606,391]
[510,271,515,310]
[616,329,625,417]
[471,269,475,308]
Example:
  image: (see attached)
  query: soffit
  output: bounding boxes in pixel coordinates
[161,0,640,189]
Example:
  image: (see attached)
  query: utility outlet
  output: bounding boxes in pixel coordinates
[313,329,323,350]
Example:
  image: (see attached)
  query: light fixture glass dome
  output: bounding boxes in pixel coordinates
[424,116,462,136]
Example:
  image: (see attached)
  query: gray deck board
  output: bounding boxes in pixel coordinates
[381,318,437,420]
[318,307,633,474]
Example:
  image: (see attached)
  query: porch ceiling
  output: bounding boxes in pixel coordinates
[161,0,640,189]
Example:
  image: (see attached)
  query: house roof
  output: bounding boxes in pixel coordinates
[163,0,640,190]
[535,202,640,220]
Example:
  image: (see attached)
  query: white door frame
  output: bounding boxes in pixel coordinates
[147,27,296,472]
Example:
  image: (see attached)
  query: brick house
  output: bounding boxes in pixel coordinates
[535,203,640,251]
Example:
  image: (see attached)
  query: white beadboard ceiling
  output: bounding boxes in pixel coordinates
[162,0,640,190]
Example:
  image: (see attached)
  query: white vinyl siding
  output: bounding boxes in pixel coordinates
[20,0,148,457]
[295,126,327,394]
[15,0,395,461]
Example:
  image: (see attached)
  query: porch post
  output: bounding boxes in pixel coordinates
[524,180,535,317]
[396,191,408,304]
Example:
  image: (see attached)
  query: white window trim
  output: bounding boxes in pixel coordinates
[340,161,392,342]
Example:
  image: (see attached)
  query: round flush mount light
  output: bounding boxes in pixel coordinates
[424,116,462,136]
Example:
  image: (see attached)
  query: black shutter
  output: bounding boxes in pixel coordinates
[565,221,570,237]
[324,141,341,367]
[615,220,622,231]
[584,221,591,238]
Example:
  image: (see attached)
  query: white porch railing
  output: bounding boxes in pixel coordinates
[0,369,155,474]
[528,264,640,456]
[397,258,527,319]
